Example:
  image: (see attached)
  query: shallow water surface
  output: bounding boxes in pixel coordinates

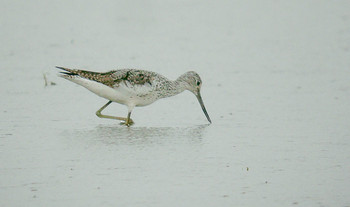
[1,0,350,206]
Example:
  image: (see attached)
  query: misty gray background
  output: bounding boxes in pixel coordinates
[1,0,350,206]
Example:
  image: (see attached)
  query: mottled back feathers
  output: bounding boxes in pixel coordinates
[56,66,156,88]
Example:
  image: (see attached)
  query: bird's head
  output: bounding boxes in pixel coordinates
[177,71,212,123]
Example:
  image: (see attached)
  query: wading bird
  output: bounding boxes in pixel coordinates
[57,66,211,126]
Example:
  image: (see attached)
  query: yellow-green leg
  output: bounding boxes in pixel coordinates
[125,111,133,126]
[95,101,134,126]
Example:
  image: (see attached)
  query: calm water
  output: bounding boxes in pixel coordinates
[1,1,350,206]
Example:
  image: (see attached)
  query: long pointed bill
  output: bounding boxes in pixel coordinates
[196,90,212,123]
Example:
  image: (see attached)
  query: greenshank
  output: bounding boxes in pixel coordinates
[57,66,211,126]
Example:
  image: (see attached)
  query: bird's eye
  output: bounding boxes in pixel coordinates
[196,81,201,86]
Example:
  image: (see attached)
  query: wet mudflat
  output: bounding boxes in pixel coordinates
[1,1,350,206]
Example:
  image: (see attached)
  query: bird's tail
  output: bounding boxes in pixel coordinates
[56,66,79,76]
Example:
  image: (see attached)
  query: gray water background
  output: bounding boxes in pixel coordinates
[1,1,350,206]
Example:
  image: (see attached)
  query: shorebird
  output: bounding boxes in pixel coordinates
[56,66,211,126]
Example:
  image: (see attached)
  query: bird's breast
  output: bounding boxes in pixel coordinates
[63,76,160,107]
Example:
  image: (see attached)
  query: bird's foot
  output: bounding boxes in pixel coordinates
[120,119,134,127]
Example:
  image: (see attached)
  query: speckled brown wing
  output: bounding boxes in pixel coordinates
[57,66,118,87]
[57,67,156,88]
[111,69,155,87]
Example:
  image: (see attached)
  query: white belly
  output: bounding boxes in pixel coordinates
[64,76,158,107]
